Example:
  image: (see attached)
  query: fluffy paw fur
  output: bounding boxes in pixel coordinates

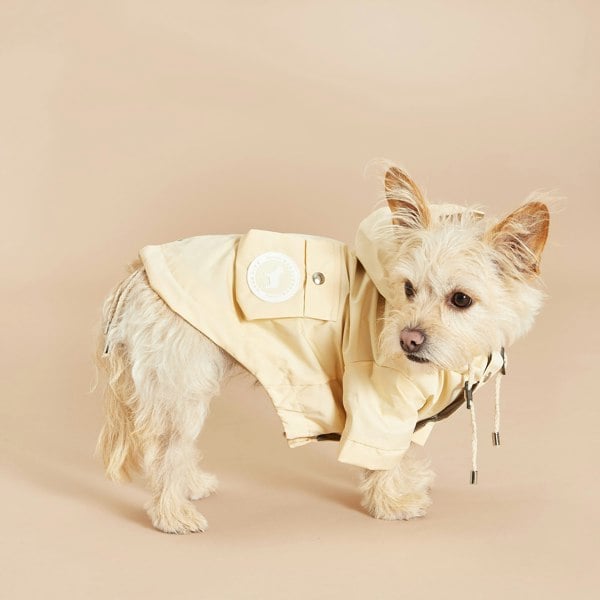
[147,499,208,534]
[187,470,219,500]
[362,487,432,521]
[360,447,435,521]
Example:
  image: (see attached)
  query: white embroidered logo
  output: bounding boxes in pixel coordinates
[265,266,284,289]
[247,252,301,303]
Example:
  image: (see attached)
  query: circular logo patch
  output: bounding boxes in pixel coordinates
[247,252,302,303]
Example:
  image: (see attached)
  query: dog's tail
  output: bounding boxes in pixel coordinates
[95,265,145,482]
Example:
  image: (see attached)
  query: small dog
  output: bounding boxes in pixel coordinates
[97,166,550,534]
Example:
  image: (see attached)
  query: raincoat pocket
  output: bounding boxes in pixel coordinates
[234,229,347,322]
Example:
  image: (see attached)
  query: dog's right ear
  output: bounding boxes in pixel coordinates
[385,167,431,229]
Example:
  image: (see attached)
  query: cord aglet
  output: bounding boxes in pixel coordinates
[470,470,478,485]
[492,432,501,446]
[464,382,473,409]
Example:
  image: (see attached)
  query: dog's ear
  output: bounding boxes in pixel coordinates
[385,167,431,229]
[488,202,550,277]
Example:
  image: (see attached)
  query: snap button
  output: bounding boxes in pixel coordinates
[312,272,325,285]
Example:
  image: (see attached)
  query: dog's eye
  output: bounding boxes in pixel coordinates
[404,280,415,299]
[451,292,472,309]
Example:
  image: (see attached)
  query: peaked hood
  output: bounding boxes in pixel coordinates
[354,207,395,301]
[354,204,479,301]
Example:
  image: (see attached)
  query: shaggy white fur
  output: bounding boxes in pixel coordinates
[96,166,549,534]
[359,445,435,520]
[98,267,237,532]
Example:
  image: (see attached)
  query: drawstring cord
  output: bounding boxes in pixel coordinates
[492,347,507,446]
[466,364,477,484]
[470,394,478,485]
[466,348,507,485]
[103,269,142,355]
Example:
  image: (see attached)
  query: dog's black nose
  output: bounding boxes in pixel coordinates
[400,328,426,353]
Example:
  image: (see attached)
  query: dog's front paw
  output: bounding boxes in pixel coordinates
[359,453,435,521]
[147,499,208,534]
[187,470,219,500]
[362,490,432,521]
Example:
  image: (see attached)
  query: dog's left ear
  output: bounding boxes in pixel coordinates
[488,202,550,276]
[385,167,431,229]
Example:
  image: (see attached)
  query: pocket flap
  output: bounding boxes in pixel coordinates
[235,230,348,322]
[235,230,306,320]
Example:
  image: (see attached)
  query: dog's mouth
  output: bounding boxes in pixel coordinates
[405,353,430,364]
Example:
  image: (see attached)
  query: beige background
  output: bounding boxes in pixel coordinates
[1,1,598,598]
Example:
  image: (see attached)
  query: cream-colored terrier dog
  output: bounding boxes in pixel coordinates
[97,166,550,534]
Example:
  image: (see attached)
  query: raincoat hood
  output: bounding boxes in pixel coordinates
[355,204,474,302]
[354,208,395,302]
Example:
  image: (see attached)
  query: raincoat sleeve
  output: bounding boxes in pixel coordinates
[338,261,426,470]
[338,362,423,470]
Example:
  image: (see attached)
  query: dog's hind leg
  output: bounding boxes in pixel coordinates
[99,267,235,533]
[136,314,234,534]
[142,392,217,534]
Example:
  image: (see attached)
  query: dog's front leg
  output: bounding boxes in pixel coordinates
[359,445,435,521]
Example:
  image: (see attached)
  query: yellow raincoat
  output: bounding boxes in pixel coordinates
[140,208,503,470]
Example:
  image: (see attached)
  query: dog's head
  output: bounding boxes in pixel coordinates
[378,166,550,371]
